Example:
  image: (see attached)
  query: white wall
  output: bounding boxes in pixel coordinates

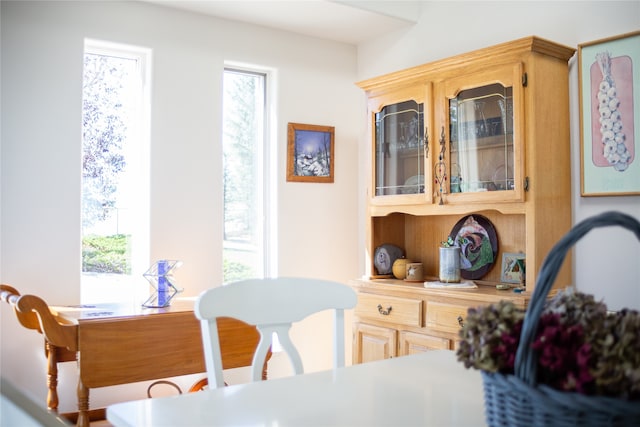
[1,0,361,411]
[356,1,640,311]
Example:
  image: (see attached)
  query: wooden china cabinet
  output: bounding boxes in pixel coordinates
[352,36,576,364]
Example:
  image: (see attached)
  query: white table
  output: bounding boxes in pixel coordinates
[107,350,486,427]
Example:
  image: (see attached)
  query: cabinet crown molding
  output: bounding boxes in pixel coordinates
[356,36,575,93]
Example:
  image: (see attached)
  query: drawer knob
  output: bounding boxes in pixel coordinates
[377,304,392,316]
[457,315,465,327]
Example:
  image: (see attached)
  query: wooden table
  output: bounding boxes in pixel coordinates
[2,287,263,427]
[107,349,486,427]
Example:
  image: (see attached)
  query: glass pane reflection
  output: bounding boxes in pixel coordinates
[375,101,425,196]
[450,84,514,193]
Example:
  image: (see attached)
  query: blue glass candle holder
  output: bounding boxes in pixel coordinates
[142,260,183,308]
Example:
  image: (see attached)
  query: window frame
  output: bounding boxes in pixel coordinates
[222,64,277,281]
[80,39,152,304]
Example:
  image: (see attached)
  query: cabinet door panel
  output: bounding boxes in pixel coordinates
[368,84,433,206]
[353,322,397,364]
[399,331,451,356]
[375,100,425,196]
[439,63,525,205]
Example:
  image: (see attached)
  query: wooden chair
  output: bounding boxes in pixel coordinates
[1,284,78,416]
[1,284,41,332]
[194,277,358,389]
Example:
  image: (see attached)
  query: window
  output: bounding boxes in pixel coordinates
[81,39,151,303]
[222,67,275,282]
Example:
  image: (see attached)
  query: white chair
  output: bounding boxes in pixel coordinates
[194,277,358,389]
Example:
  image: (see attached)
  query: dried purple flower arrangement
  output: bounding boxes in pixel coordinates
[457,288,640,400]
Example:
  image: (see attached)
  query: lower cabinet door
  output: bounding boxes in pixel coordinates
[353,322,397,364]
[398,330,451,356]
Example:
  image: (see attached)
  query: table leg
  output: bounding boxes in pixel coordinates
[46,342,59,412]
[76,379,90,427]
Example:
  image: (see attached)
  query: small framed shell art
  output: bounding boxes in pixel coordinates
[500,252,525,284]
[578,31,640,196]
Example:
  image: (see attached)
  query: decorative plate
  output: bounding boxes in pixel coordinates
[449,214,498,280]
[402,175,424,194]
[491,163,514,190]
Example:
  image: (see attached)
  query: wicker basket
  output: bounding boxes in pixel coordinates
[482,211,640,427]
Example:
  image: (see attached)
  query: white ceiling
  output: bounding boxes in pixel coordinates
[141,1,420,44]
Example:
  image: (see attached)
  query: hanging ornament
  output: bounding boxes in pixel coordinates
[434,127,448,205]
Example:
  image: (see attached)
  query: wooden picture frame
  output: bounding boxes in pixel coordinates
[500,252,525,284]
[287,122,334,183]
[578,31,640,196]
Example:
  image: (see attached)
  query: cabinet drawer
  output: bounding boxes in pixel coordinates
[355,293,422,327]
[425,301,471,334]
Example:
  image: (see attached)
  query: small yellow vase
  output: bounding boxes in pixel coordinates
[392,258,411,279]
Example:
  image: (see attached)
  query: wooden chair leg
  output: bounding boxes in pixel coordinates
[45,342,60,412]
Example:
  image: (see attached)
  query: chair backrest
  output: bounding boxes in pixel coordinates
[194,277,357,389]
[1,284,77,351]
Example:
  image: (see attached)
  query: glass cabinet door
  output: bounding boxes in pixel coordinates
[450,84,513,193]
[375,100,425,196]
[443,63,524,204]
